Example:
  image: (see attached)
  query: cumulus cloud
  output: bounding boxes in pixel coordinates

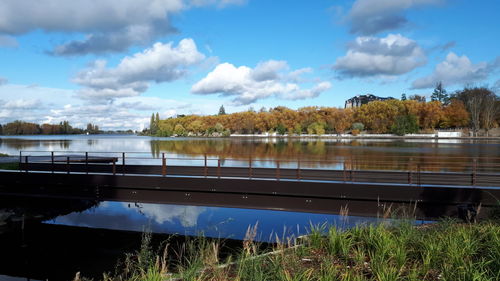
[411,53,500,89]
[191,61,331,105]
[334,34,426,78]
[0,83,201,131]
[74,38,205,101]
[347,0,444,35]
[0,0,242,55]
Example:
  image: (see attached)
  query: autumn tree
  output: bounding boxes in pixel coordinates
[440,100,469,128]
[409,95,426,103]
[417,101,443,130]
[453,87,497,136]
[354,101,399,133]
[325,108,353,134]
[481,93,499,136]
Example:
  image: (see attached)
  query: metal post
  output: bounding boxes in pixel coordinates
[85,152,89,174]
[417,164,421,186]
[472,158,477,186]
[162,153,166,177]
[350,156,354,182]
[297,159,301,180]
[25,156,29,173]
[276,160,280,181]
[343,163,346,182]
[112,160,116,175]
[51,151,55,174]
[204,154,208,177]
[248,156,252,179]
[217,159,221,179]
[66,156,70,174]
[122,152,125,176]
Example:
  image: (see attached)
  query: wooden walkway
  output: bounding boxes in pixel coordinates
[3,150,500,220]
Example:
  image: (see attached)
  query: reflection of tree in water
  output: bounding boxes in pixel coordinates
[59,140,70,149]
[0,138,74,151]
[87,139,98,147]
[0,196,97,231]
[0,139,43,150]
[149,139,500,172]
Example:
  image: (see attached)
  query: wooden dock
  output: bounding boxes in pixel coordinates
[2,150,499,220]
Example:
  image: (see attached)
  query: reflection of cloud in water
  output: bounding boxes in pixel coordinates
[124,203,206,227]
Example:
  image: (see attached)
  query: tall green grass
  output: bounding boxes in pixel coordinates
[91,220,500,281]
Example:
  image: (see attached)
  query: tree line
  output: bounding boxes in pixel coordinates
[148,85,499,137]
[0,120,102,135]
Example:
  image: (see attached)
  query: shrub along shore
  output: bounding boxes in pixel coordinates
[89,219,500,281]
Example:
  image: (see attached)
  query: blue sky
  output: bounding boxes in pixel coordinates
[0,0,499,130]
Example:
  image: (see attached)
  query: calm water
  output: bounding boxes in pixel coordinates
[0,135,496,279]
[2,134,500,171]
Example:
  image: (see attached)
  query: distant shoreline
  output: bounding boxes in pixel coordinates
[228,133,500,140]
[1,133,499,140]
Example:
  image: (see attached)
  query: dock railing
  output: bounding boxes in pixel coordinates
[16,150,500,187]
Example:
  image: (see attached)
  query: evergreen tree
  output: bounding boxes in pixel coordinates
[149,113,157,135]
[218,105,226,115]
[401,93,407,101]
[431,82,449,105]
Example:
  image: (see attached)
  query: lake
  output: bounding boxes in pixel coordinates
[0,135,497,279]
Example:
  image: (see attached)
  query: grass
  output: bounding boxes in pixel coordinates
[87,220,500,281]
[0,162,19,170]
[0,153,9,157]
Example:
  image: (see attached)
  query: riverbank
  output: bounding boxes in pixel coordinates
[94,220,500,281]
[229,133,500,140]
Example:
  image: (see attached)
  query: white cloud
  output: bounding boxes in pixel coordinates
[74,38,205,101]
[191,61,331,105]
[2,99,41,109]
[334,34,426,78]
[0,83,227,131]
[411,52,500,89]
[347,0,444,35]
[0,0,243,55]
[129,203,206,227]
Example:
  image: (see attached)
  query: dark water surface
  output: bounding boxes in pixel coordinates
[0,196,389,280]
[0,135,494,280]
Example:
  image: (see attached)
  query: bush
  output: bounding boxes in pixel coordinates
[293,124,302,135]
[391,115,419,136]
[276,124,287,135]
[307,122,325,135]
[174,124,187,137]
[351,129,360,136]
[352,122,364,131]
